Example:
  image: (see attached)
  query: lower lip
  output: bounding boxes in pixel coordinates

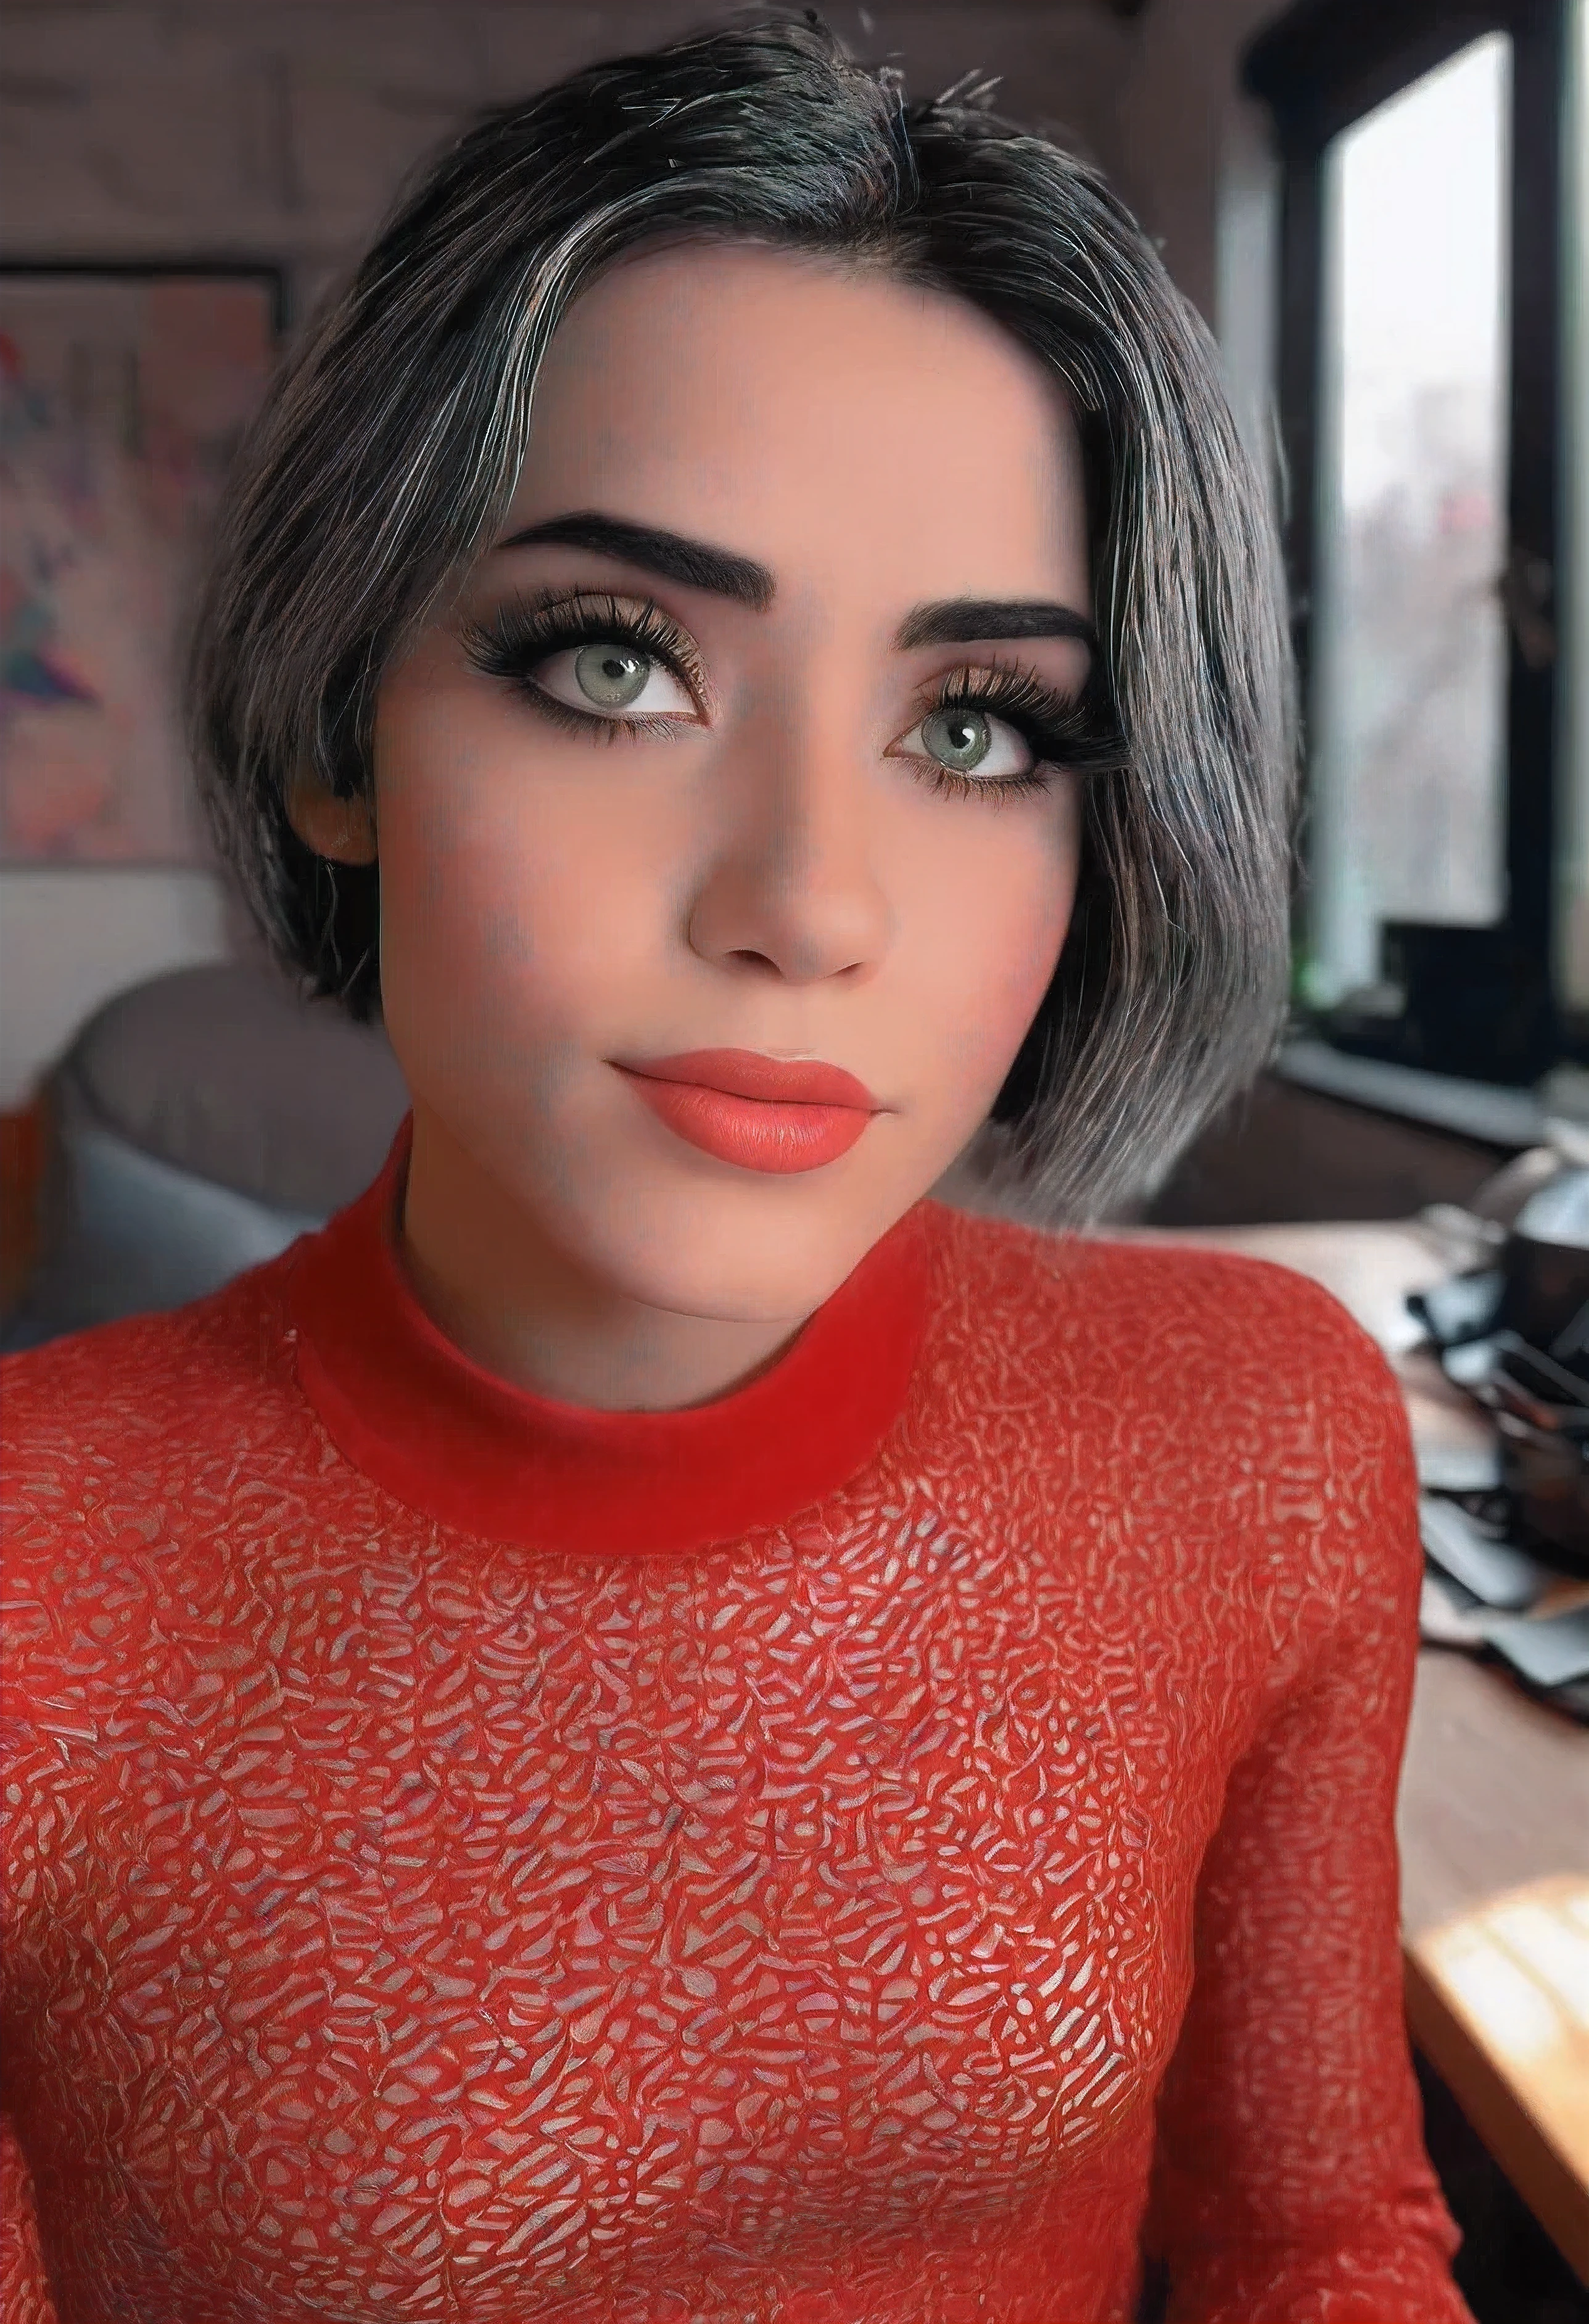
[615,1069,875,1174]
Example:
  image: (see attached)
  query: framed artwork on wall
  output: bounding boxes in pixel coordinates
[0,263,284,867]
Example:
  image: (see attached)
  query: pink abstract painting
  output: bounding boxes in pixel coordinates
[0,272,276,864]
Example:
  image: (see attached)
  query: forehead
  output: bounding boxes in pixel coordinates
[508,240,1089,608]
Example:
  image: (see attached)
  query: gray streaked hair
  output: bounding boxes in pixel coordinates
[187,5,1297,1229]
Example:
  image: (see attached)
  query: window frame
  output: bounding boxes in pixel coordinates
[1242,0,1577,1086]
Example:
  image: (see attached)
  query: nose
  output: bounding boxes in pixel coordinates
[685,701,893,985]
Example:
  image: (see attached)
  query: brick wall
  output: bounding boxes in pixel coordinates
[0,2,1136,327]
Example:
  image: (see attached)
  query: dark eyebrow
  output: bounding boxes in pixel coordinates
[492,513,774,610]
[492,511,1097,657]
[894,600,1099,654]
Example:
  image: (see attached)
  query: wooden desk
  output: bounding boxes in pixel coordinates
[1398,1651,1589,2284]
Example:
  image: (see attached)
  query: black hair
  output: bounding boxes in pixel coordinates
[187,6,1295,1225]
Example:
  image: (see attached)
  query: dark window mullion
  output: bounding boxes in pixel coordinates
[1503,0,1563,952]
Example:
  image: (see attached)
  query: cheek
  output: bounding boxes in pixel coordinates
[371,680,639,1078]
[912,797,1082,1100]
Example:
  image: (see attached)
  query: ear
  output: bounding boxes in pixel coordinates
[286,773,378,865]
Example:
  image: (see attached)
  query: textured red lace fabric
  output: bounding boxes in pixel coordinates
[1,1119,1472,2323]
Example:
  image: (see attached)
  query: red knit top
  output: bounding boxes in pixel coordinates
[1,1118,1471,2324]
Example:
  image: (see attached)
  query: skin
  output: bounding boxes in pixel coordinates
[289,240,1092,1411]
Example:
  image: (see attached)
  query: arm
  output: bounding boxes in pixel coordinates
[1140,1298,1475,2323]
[0,2113,59,2324]
[2,1372,63,2324]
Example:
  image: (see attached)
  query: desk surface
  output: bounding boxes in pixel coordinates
[1398,1651,1589,2284]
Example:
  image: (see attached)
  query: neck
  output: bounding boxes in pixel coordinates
[397,1098,811,1413]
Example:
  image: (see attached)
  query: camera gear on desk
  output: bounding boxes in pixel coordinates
[1409,1166,1589,1721]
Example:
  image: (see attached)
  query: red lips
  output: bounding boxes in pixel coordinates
[610,1048,883,1174]
[613,1049,880,1110]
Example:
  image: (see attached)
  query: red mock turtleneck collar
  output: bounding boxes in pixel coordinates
[285,1115,936,1556]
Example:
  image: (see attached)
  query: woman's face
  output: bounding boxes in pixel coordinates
[323,241,1096,1401]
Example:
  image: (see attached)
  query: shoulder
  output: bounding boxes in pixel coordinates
[1,1250,307,1601]
[922,1204,1421,1697]
[926,1197,1393,1368]
[4,1254,294,1462]
[922,1198,1411,1478]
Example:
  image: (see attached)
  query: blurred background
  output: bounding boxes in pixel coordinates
[2,0,1588,1293]
[1,3,1587,2318]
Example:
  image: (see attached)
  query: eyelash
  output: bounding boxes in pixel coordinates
[458,590,1106,801]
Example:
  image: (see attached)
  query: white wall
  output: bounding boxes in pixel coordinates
[1,0,1139,1108]
[0,872,237,1106]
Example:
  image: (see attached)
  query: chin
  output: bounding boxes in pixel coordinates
[561,1167,906,1324]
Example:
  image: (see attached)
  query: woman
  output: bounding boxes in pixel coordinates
[1,12,1474,2321]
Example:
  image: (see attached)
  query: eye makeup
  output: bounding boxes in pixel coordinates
[460,589,709,742]
[913,662,1122,802]
[458,585,1125,797]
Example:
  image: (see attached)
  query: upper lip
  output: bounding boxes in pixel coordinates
[614,1048,881,1110]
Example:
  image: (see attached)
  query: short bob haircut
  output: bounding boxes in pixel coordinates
[188,5,1296,1230]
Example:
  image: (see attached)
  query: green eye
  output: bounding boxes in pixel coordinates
[920,707,993,773]
[574,643,651,709]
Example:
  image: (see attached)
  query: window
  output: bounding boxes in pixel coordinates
[1244,0,1585,1087]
